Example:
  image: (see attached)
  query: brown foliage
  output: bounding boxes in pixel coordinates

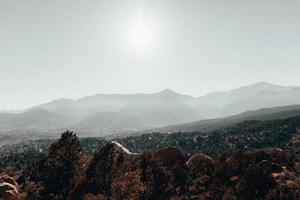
[15,132,300,200]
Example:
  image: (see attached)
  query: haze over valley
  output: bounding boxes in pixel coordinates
[1,82,300,145]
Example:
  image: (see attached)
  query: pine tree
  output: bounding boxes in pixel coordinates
[85,143,114,196]
[30,131,83,200]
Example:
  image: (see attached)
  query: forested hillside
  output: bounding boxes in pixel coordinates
[2,116,300,171]
[1,116,300,199]
[148,105,300,133]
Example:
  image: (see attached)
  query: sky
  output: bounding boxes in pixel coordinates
[1,0,300,109]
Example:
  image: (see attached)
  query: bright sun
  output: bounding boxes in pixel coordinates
[128,17,156,50]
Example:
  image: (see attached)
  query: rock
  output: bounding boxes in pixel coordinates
[272,167,297,182]
[153,147,186,167]
[230,176,240,182]
[260,160,283,175]
[0,174,19,200]
[98,142,138,170]
[111,141,138,156]
[0,175,17,187]
[83,193,108,200]
[225,156,239,176]
[186,153,214,174]
[266,178,300,199]
[260,160,273,175]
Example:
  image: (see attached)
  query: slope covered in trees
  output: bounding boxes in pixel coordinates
[147,105,300,134]
[1,116,300,199]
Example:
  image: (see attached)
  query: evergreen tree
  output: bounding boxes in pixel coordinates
[85,143,114,196]
[148,162,169,200]
[30,131,83,200]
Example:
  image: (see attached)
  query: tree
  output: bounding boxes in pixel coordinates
[84,143,114,196]
[148,162,170,200]
[140,153,149,184]
[29,131,83,200]
[171,163,188,194]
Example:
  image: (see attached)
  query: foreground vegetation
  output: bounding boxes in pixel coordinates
[1,116,300,199]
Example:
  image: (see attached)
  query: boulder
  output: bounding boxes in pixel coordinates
[0,174,19,200]
[225,156,239,176]
[186,153,214,174]
[260,160,283,175]
[153,147,186,167]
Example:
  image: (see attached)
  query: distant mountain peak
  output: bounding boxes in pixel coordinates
[158,89,178,95]
[231,82,286,93]
[156,89,191,99]
[250,82,278,88]
[252,81,274,87]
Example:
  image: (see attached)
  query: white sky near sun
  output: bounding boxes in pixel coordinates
[1,0,300,109]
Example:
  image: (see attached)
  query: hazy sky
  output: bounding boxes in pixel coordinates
[1,0,300,109]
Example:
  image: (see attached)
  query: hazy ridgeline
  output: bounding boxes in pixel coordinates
[2,82,300,146]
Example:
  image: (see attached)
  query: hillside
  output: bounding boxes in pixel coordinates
[0,108,76,145]
[148,105,300,133]
[0,108,75,130]
[1,116,300,199]
[2,115,300,168]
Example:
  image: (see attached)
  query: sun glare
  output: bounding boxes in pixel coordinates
[128,17,156,50]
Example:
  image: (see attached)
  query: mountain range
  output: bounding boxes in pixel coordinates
[1,82,300,139]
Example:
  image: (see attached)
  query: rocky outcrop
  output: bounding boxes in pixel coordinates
[186,153,214,174]
[260,160,283,174]
[111,141,138,156]
[0,174,19,200]
[225,156,239,176]
[267,170,300,199]
[153,147,186,166]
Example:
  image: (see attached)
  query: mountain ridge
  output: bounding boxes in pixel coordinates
[1,82,300,141]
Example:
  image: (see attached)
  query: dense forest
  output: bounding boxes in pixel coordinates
[1,117,300,199]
